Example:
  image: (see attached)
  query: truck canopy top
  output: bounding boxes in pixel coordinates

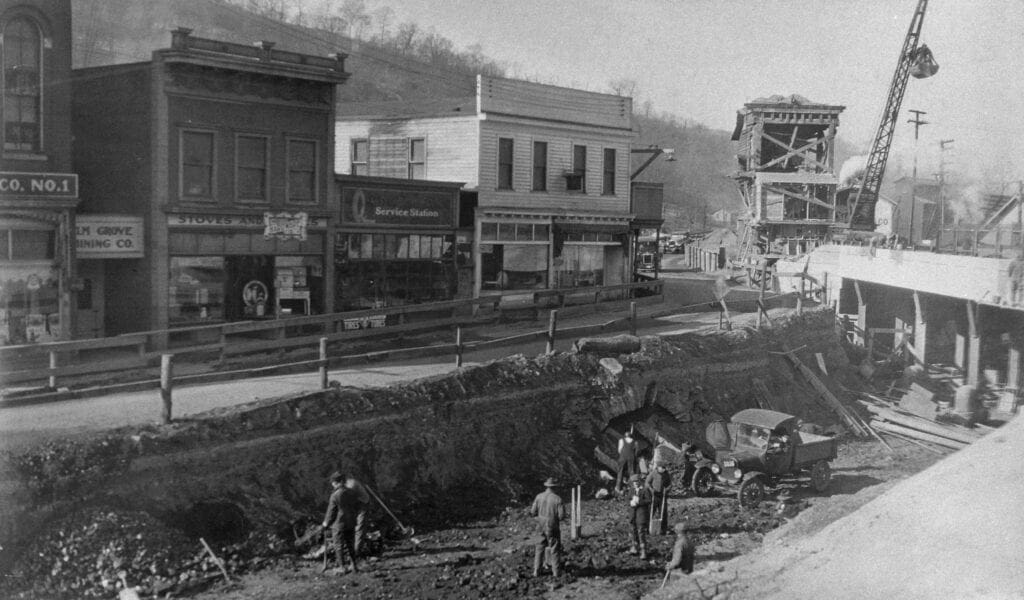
[731,408,799,431]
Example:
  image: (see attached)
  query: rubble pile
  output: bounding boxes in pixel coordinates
[3,509,289,599]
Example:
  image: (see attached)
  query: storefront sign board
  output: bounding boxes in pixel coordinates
[341,187,455,228]
[76,215,145,258]
[0,172,78,198]
[168,213,328,229]
[264,212,308,241]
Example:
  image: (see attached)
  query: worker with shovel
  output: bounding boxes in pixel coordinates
[529,477,565,577]
[627,474,652,559]
[645,461,672,535]
[322,471,360,574]
[344,475,371,555]
[661,522,696,588]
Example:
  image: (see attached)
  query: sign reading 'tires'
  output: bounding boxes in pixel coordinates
[341,187,455,227]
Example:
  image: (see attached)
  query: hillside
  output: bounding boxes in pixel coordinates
[70,0,861,231]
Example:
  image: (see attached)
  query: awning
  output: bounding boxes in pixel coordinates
[553,221,630,235]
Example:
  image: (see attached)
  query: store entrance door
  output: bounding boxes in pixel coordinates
[225,256,274,320]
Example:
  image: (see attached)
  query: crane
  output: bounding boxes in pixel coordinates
[846,0,938,231]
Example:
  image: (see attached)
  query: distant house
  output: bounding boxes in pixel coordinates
[710,208,734,227]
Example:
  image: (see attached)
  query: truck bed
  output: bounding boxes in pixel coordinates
[793,431,838,466]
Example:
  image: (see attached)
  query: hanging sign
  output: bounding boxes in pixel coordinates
[76,215,145,258]
[264,211,309,241]
[0,172,78,198]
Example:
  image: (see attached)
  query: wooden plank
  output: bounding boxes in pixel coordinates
[782,347,866,437]
[863,405,980,444]
[751,377,775,410]
[0,355,151,385]
[870,420,967,450]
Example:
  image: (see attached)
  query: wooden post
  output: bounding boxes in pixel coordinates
[756,260,768,329]
[48,351,57,389]
[570,487,578,540]
[823,272,829,306]
[797,275,804,314]
[160,354,173,424]
[629,302,637,336]
[319,337,328,389]
[455,326,464,367]
[546,310,558,354]
[574,485,582,539]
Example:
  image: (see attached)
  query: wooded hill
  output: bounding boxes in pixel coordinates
[70,0,858,231]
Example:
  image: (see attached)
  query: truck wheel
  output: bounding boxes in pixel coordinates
[691,468,714,496]
[738,477,764,508]
[810,460,832,493]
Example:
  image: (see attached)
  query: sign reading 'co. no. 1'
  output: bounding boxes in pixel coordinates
[0,172,78,197]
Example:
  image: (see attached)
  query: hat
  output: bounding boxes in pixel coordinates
[629,474,642,483]
[543,477,557,487]
[329,471,345,483]
[674,523,687,533]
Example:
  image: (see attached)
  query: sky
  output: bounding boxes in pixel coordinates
[326,0,1024,190]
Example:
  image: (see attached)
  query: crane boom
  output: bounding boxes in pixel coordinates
[849,0,936,229]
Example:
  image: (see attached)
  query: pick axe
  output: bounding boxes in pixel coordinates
[365,484,415,538]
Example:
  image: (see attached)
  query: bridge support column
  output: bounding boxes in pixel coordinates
[854,281,867,346]
[965,301,981,387]
[1008,327,1022,398]
[913,291,929,364]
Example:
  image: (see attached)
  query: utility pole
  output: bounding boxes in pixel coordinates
[906,109,929,245]
[938,139,954,250]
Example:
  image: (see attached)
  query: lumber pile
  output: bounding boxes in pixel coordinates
[781,346,870,438]
[858,395,986,453]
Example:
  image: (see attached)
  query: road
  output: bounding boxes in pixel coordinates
[0,271,768,451]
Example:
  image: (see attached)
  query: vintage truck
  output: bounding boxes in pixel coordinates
[684,408,838,507]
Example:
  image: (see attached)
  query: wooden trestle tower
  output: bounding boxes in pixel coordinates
[731,95,845,282]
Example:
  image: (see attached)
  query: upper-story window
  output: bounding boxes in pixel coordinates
[408,138,425,179]
[603,148,616,195]
[236,134,269,203]
[566,144,586,192]
[497,137,514,190]
[532,141,547,192]
[181,130,215,199]
[3,17,42,153]
[287,138,318,204]
[351,139,368,175]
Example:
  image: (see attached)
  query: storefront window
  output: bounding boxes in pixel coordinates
[481,244,548,291]
[334,233,456,311]
[556,245,605,288]
[169,257,226,323]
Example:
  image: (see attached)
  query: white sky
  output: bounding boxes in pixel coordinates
[335,0,1024,188]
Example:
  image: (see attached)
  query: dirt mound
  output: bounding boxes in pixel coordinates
[2,308,857,598]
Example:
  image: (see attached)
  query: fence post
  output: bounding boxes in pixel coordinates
[575,485,582,539]
[756,261,768,329]
[546,309,558,354]
[160,354,173,424]
[48,351,57,389]
[797,275,804,315]
[455,326,464,367]
[319,337,329,389]
[630,301,637,336]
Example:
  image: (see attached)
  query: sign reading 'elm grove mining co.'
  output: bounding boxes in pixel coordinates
[340,186,455,228]
[76,215,144,258]
[0,172,78,198]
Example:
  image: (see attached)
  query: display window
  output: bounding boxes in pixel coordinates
[0,222,60,345]
[556,245,605,288]
[480,244,549,291]
[169,255,323,325]
[334,232,456,311]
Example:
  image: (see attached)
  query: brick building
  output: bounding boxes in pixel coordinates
[72,28,348,334]
[0,0,78,345]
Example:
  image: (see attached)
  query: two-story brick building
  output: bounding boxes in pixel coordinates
[334,75,636,299]
[72,28,348,334]
[0,0,78,345]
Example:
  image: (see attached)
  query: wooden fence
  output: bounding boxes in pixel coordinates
[0,280,663,394]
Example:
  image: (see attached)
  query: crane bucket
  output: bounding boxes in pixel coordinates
[909,44,939,79]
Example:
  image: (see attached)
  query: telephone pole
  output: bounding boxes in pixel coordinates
[938,139,953,250]
[906,109,929,245]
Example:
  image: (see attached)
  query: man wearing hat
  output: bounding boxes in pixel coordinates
[322,471,360,574]
[627,474,653,559]
[529,477,565,577]
[665,522,696,580]
[645,462,672,534]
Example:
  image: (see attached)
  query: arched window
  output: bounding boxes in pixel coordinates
[3,17,42,152]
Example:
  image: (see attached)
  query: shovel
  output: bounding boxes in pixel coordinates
[365,484,415,538]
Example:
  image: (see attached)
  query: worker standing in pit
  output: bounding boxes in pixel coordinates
[344,475,371,555]
[665,522,696,581]
[627,474,652,559]
[615,429,638,494]
[530,477,565,577]
[645,461,672,534]
[322,472,360,574]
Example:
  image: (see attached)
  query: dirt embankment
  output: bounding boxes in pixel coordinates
[2,308,852,598]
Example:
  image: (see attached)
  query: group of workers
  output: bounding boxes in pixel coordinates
[320,427,696,584]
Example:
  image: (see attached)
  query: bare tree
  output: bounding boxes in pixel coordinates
[393,21,420,53]
[340,0,371,39]
[374,6,395,43]
[608,78,638,97]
